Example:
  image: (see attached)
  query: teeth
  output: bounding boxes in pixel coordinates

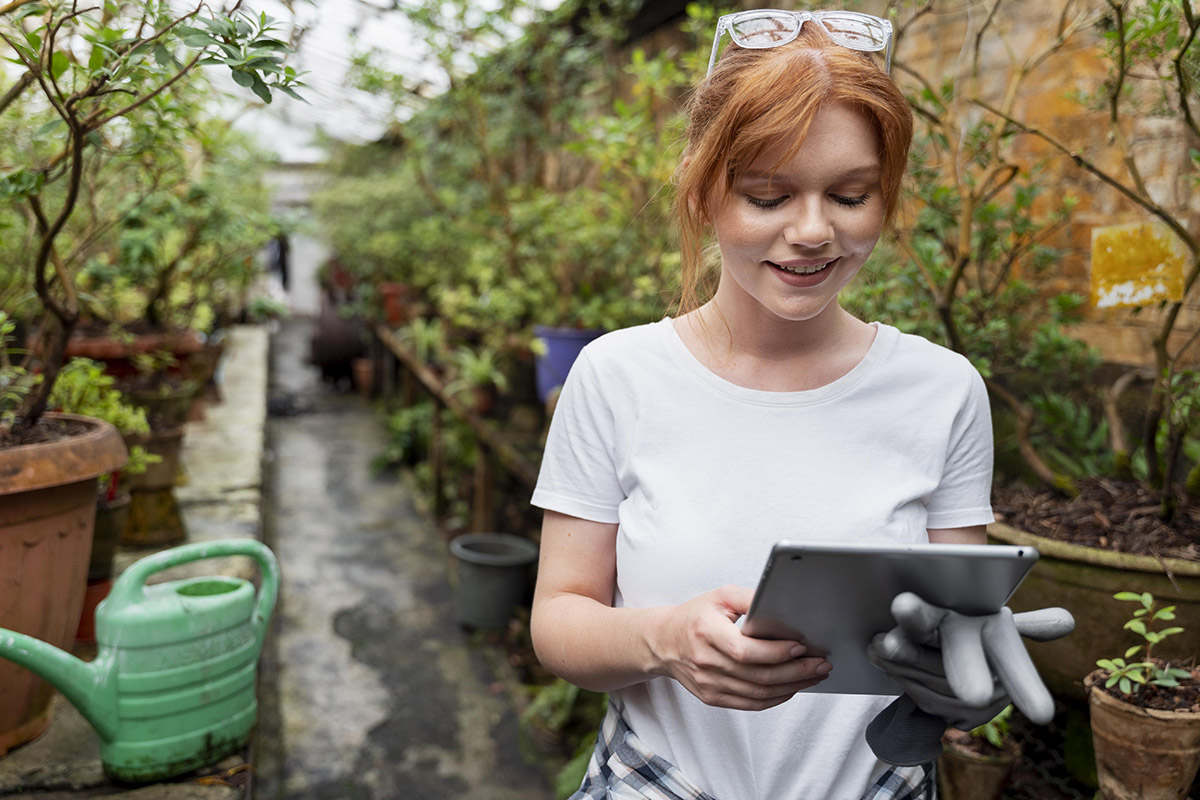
[776,260,832,275]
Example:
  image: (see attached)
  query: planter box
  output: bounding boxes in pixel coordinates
[989,522,1200,704]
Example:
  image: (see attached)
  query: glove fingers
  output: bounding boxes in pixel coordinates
[982,609,1056,724]
[1013,607,1075,642]
[940,613,992,706]
[884,668,1006,719]
[891,592,947,644]
[870,628,925,665]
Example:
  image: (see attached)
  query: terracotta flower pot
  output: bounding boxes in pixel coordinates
[937,729,1021,800]
[1086,670,1200,800]
[0,414,127,754]
[63,328,205,380]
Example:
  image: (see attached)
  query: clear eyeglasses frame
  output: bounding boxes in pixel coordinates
[706,9,894,76]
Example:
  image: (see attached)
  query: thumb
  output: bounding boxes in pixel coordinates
[713,584,755,621]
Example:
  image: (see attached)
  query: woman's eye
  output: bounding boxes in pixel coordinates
[832,193,871,207]
[745,195,787,209]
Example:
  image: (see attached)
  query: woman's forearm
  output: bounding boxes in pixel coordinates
[531,591,671,692]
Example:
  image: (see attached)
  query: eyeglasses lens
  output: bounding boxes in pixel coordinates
[820,14,887,50]
[728,13,801,48]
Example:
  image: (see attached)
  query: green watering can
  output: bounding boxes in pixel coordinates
[0,538,278,782]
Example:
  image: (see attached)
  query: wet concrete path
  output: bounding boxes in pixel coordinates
[255,317,553,800]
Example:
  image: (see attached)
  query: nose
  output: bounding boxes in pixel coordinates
[784,196,834,248]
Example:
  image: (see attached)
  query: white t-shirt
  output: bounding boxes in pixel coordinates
[531,318,994,800]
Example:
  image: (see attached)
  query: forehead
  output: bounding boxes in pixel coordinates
[736,102,882,182]
[758,101,883,169]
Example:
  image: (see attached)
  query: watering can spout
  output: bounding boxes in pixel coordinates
[0,629,118,741]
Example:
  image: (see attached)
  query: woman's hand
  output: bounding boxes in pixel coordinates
[649,585,831,711]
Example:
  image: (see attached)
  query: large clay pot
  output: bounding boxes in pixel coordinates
[0,413,127,754]
[988,522,1200,703]
[63,328,204,380]
[1086,671,1200,800]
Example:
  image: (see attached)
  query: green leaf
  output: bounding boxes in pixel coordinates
[249,75,272,104]
[1124,645,1142,658]
[34,117,63,138]
[88,45,107,72]
[182,35,217,49]
[1113,591,1144,602]
[1125,619,1147,635]
[50,50,70,81]
[230,69,254,88]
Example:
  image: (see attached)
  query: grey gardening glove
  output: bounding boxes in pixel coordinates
[864,593,1074,766]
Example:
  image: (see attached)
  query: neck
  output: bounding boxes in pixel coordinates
[675,298,875,392]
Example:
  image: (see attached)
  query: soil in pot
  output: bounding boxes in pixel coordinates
[992,477,1198,561]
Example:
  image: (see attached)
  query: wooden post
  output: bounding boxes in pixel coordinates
[430,400,445,520]
[471,446,496,533]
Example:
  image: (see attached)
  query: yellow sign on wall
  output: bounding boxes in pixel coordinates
[1091,222,1187,309]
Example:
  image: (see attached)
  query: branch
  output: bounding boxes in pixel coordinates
[0,0,40,16]
[0,69,34,116]
[91,50,203,129]
[1171,1,1199,138]
[973,99,1198,254]
[986,375,1078,495]
[1104,368,1150,480]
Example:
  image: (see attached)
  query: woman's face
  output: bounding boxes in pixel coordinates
[709,101,885,326]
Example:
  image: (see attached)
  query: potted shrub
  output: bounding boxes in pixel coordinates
[937,705,1022,800]
[0,316,128,754]
[1085,591,1200,799]
[0,0,299,753]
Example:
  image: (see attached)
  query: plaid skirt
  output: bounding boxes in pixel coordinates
[571,704,935,800]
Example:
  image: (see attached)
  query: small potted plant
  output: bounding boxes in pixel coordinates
[444,345,509,416]
[1086,591,1200,799]
[937,704,1022,800]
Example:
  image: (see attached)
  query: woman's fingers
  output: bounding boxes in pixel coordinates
[685,656,831,710]
[663,586,832,710]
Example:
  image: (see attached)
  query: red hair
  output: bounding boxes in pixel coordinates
[673,25,913,313]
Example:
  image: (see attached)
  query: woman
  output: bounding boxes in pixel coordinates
[530,11,1055,799]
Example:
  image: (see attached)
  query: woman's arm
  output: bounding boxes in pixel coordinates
[927,525,986,545]
[530,509,831,711]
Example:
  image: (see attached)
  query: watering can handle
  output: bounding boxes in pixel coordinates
[107,539,280,629]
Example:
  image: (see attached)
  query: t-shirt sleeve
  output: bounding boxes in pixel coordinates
[924,366,995,529]
[530,348,625,524]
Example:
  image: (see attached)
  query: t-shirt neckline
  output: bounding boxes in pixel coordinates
[658,317,897,406]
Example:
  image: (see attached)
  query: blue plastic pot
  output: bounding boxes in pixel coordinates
[533,325,605,403]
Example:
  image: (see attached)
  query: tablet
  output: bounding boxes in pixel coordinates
[742,540,1039,695]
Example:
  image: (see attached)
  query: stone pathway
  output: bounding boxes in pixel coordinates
[254,317,552,800]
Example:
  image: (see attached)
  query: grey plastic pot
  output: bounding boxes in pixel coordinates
[449,533,539,631]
